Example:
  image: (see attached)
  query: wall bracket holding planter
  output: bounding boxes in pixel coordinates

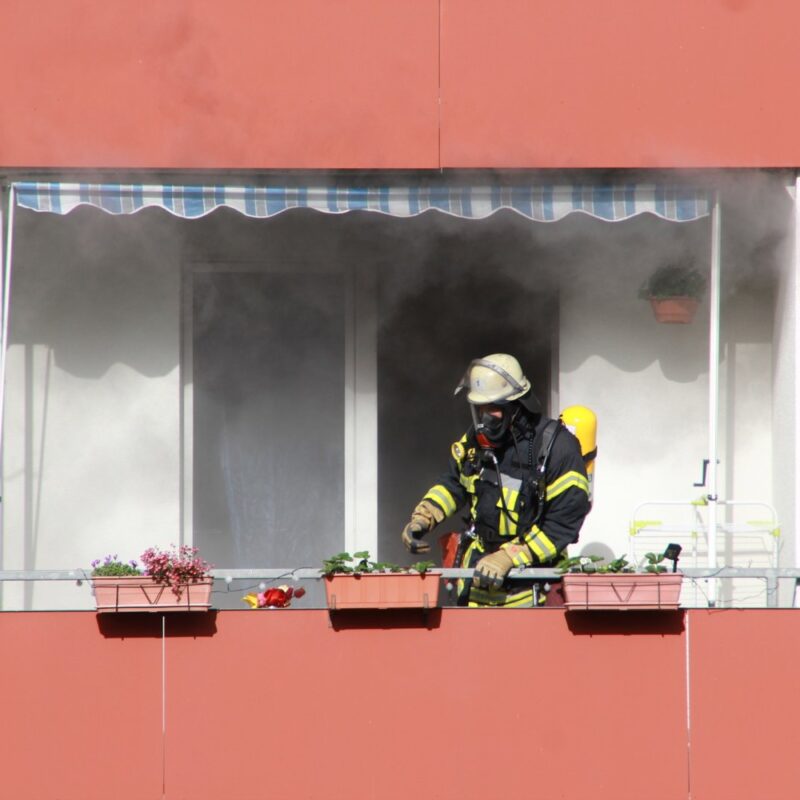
[92,576,214,613]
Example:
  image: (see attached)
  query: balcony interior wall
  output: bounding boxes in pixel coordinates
[0,609,797,800]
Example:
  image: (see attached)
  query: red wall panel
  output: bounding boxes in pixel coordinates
[688,611,800,800]
[4,1,800,169]
[0,609,689,800]
[0,0,439,169]
[441,0,800,168]
[3,609,800,799]
[165,610,688,800]
[0,613,164,800]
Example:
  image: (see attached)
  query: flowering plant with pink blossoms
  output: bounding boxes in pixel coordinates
[140,545,213,598]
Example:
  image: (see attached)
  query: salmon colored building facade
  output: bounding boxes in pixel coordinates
[2,3,800,798]
[4,1,800,170]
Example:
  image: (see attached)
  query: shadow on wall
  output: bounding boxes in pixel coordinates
[564,609,685,636]
[556,173,791,383]
[96,610,219,638]
[10,207,186,379]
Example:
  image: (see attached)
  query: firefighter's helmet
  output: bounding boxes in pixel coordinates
[455,353,541,413]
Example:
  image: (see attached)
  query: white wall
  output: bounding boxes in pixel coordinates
[557,177,792,603]
[2,209,182,609]
[558,232,712,564]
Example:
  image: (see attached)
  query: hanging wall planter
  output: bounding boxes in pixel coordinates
[639,261,706,324]
[92,576,214,613]
[558,549,683,610]
[89,547,214,613]
[322,551,441,610]
[648,296,699,324]
[324,572,441,610]
[561,572,683,610]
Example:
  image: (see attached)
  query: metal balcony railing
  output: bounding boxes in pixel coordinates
[0,566,798,609]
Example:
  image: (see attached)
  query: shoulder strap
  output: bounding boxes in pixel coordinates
[530,419,563,525]
[537,419,562,474]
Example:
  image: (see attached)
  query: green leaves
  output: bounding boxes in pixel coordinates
[644,551,668,572]
[321,552,436,576]
[322,553,354,575]
[90,555,141,577]
[557,553,635,574]
[639,263,707,301]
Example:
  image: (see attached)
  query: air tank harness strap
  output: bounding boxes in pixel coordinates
[531,420,562,526]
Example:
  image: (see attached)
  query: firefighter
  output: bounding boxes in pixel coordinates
[400,353,590,607]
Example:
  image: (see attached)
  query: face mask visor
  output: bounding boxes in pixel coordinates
[471,403,513,448]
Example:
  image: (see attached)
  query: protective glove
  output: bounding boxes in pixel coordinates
[401,521,430,554]
[401,500,445,553]
[473,542,533,589]
[473,549,515,590]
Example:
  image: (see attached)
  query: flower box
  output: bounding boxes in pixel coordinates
[92,576,213,613]
[649,296,699,324]
[324,571,441,610]
[562,573,683,610]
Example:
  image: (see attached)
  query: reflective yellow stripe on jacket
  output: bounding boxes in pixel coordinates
[468,586,534,608]
[496,487,520,537]
[523,525,558,562]
[423,484,458,517]
[545,470,589,502]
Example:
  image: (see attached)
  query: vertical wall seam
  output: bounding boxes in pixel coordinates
[162,614,167,800]
[438,0,442,170]
[685,611,692,800]
[795,176,800,577]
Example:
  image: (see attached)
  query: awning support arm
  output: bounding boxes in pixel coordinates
[0,184,16,490]
[706,191,722,606]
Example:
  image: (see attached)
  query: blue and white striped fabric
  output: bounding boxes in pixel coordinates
[14,182,709,222]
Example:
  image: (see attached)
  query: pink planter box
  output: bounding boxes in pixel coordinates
[324,572,441,610]
[92,576,213,613]
[562,573,683,610]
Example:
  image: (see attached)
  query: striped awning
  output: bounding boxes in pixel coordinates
[14,182,709,223]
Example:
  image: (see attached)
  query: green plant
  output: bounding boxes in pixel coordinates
[556,554,634,574]
[91,555,142,577]
[557,549,675,575]
[643,552,669,573]
[322,551,436,576]
[638,262,706,301]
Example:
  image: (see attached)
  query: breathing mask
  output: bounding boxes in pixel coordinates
[470,403,517,449]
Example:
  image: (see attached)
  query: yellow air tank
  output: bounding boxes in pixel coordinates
[560,405,597,505]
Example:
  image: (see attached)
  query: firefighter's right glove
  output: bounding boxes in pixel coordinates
[473,549,514,590]
[401,500,445,554]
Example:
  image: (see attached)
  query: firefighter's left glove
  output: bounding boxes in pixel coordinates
[401,500,445,554]
[473,549,515,590]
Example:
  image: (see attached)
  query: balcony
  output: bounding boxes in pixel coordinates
[1,573,797,800]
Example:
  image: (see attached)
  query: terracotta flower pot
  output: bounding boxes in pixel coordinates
[92,576,213,612]
[649,296,699,324]
[562,572,683,610]
[324,572,441,610]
